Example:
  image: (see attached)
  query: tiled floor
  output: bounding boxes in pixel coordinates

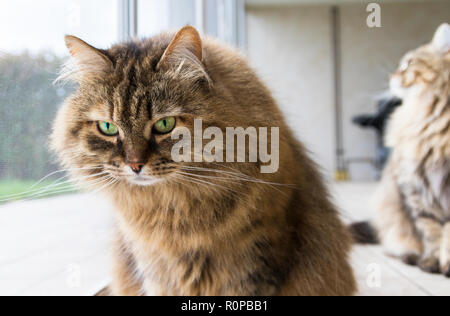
[332,183,450,296]
[0,183,448,296]
[0,194,113,296]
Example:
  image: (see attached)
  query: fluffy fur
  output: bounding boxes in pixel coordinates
[51,26,356,296]
[353,24,450,276]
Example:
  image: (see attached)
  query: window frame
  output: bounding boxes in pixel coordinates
[129,0,247,49]
[118,0,138,41]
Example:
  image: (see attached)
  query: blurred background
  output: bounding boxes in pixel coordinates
[1,0,449,194]
[0,0,449,296]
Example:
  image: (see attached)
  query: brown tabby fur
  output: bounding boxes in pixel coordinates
[51,26,356,296]
[372,24,450,276]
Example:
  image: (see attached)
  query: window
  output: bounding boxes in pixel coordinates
[0,0,245,296]
[0,0,122,296]
[137,0,245,46]
[0,0,245,202]
[0,0,119,202]
[138,0,197,37]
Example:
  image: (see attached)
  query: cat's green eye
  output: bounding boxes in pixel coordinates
[153,117,176,134]
[98,121,119,136]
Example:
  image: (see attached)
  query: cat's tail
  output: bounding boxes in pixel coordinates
[349,221,379,244]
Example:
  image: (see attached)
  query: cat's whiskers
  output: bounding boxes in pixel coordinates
[173,173,258,211]
[0,172,98,201]
[0,174,75,201]
[29,165,104,189]
[210,162,294,187]
[181,168,286,196]
[0,171,110,203]
[29,169,109,194]
[174,174,229,195]
[174,172,240,196]
[26,174,115,201]
[15,178,108,203]
[174,176,223,197]
[208,163,287,190]
[89,176,119,194]
[181,165,293,195]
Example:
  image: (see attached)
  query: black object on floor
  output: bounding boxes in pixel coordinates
[352,97,402,170]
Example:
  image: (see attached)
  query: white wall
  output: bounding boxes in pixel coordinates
[247,6,335,177]
[246,2,450,181]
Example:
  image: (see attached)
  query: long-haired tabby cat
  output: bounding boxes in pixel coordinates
[352,23,450,277]
[51,26,356,295]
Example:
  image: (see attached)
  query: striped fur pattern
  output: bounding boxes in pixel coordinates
[51,26,356,295]
[373,24,450,276]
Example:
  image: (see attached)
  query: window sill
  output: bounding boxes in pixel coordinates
[0,193,113,296]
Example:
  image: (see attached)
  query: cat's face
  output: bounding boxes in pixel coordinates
[51,27,214,187]
[390,23,450,100]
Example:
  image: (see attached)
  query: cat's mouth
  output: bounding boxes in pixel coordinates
[104,165,165,187]
[126,175,163,187]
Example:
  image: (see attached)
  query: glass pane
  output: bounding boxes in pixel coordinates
[138,0,170,37]
[0,0,119,202]
[138,0,197,37]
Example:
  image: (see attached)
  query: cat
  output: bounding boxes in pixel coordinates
[51,26,357,296]
[351,23,450,277]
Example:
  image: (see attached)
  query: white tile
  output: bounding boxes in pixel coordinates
[0,194,113,296]
[333,182,450,296]
[1,184,449,296]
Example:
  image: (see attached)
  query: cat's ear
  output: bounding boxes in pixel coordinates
[432,23,450,53]
[63,35,113,82]
[157,26,203,71]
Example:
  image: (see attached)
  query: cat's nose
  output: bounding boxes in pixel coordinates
[128,163,144,174]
